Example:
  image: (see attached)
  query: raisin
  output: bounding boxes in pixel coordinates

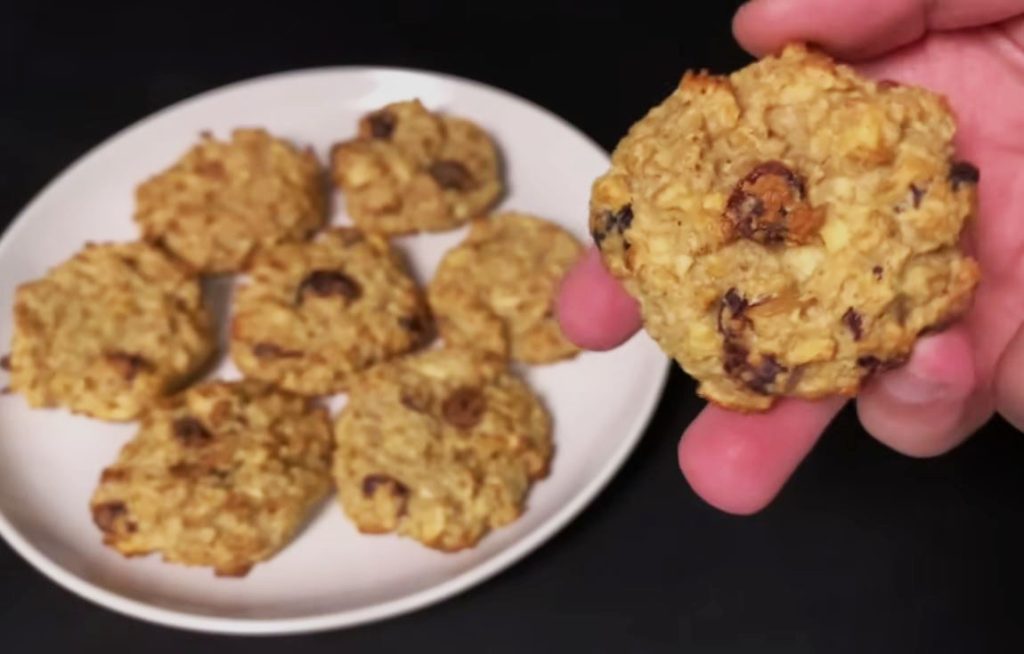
[296,270,361,303]
[910,184,925,208]
[842,308,864,341]
[716,288,751,336]
[172,417,212,447]
[442,387,487,429]
[428,160,473,190]
[92,501,129,533]
[722,340,786,395]
[949,161,980,190]
[592,204,633,244]
[252,342,302,359]
[104,351,152,382]
[367,110,396,139]
[398,315,427,339]
[0,354,10,371]
[872,266,883,280]
[725,161,821,245]
[362,474,409,498]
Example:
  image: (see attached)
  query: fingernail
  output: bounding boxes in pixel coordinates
[879,368,959,405]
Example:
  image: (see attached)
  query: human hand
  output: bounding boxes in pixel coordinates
[557,0,1024,514]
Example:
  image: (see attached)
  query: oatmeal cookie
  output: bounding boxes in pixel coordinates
[333,348,551,551]
[590,44,980,411]
[8,242,213,421]
[428,212,582,363]
[230,228,431,395]
[330,99,502,234]
[135,128,325,274]
[89,380,333,577]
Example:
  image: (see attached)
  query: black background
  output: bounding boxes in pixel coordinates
[2,2,1022,652]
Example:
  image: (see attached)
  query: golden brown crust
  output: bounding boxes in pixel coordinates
[333,348,551,551]
[8,242,214,421]
[428,212,583,364]
[135,128,325,273]
[330,100,502,235]
[89,380,333,576]
[230,228,432,396]
[591,44,980,411]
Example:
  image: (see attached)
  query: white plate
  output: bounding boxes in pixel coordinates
[0,67,668,635]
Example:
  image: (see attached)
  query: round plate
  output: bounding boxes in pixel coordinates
[0,67,669,635]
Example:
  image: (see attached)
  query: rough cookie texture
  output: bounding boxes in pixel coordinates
[591,44,980,411]
[428,212,582,363]
[330,99,502,235]
[9,242,213,420]
[135,128,325,273]
[230,228,431,395]
[333,348,551,551]
[90,380,332,576]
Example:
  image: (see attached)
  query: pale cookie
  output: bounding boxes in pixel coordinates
[428,212,582,363]
[8,242,213,421]
[135,128,325,274]
[591,44,980,411]
[330,99,502,235]
[90,380,333,577]
[230,228,431,395]
[333,348,551,551]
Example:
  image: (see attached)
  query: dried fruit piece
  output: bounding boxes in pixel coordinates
[362,474,409,498]
[842,308,864,341]
[296,270,361,303]
[949,161,980,190]
[428,160,474,190]
[92,501,131,533]
[172,417,212,447]
[104,351,153,381]
[442,387,487,429]
[593,204,633,243]
[725,161,822,245]
[368,111,396,139]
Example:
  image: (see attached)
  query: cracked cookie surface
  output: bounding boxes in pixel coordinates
[333,348,551,551]
[330,100,502,235]
[591,44,980,411]
[135,128,325,273]
[8,242,213,420]
[89,380,333,576]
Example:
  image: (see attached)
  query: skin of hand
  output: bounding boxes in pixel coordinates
[556,0,1024,514]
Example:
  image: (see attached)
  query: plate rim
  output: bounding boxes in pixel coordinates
[0,64,670,635]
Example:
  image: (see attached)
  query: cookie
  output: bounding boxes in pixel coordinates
[230,228,431,395]
[590,44,980,411]
[135,128,325,274]
[8,242,214,421]
[428,212,582,364]
[330,99,502,235]
[90,380,333,577]
[333,348,551,551]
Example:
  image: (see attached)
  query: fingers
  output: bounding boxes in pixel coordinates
[995,321,1024,431]
[678,396,846,515]
[856,325,991,457]
[733,0,1024,60]
[556,247,642,350]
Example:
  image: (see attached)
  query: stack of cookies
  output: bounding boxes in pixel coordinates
[3,99,584,576]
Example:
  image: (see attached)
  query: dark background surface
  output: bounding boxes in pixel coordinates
[2,1,1022,652]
